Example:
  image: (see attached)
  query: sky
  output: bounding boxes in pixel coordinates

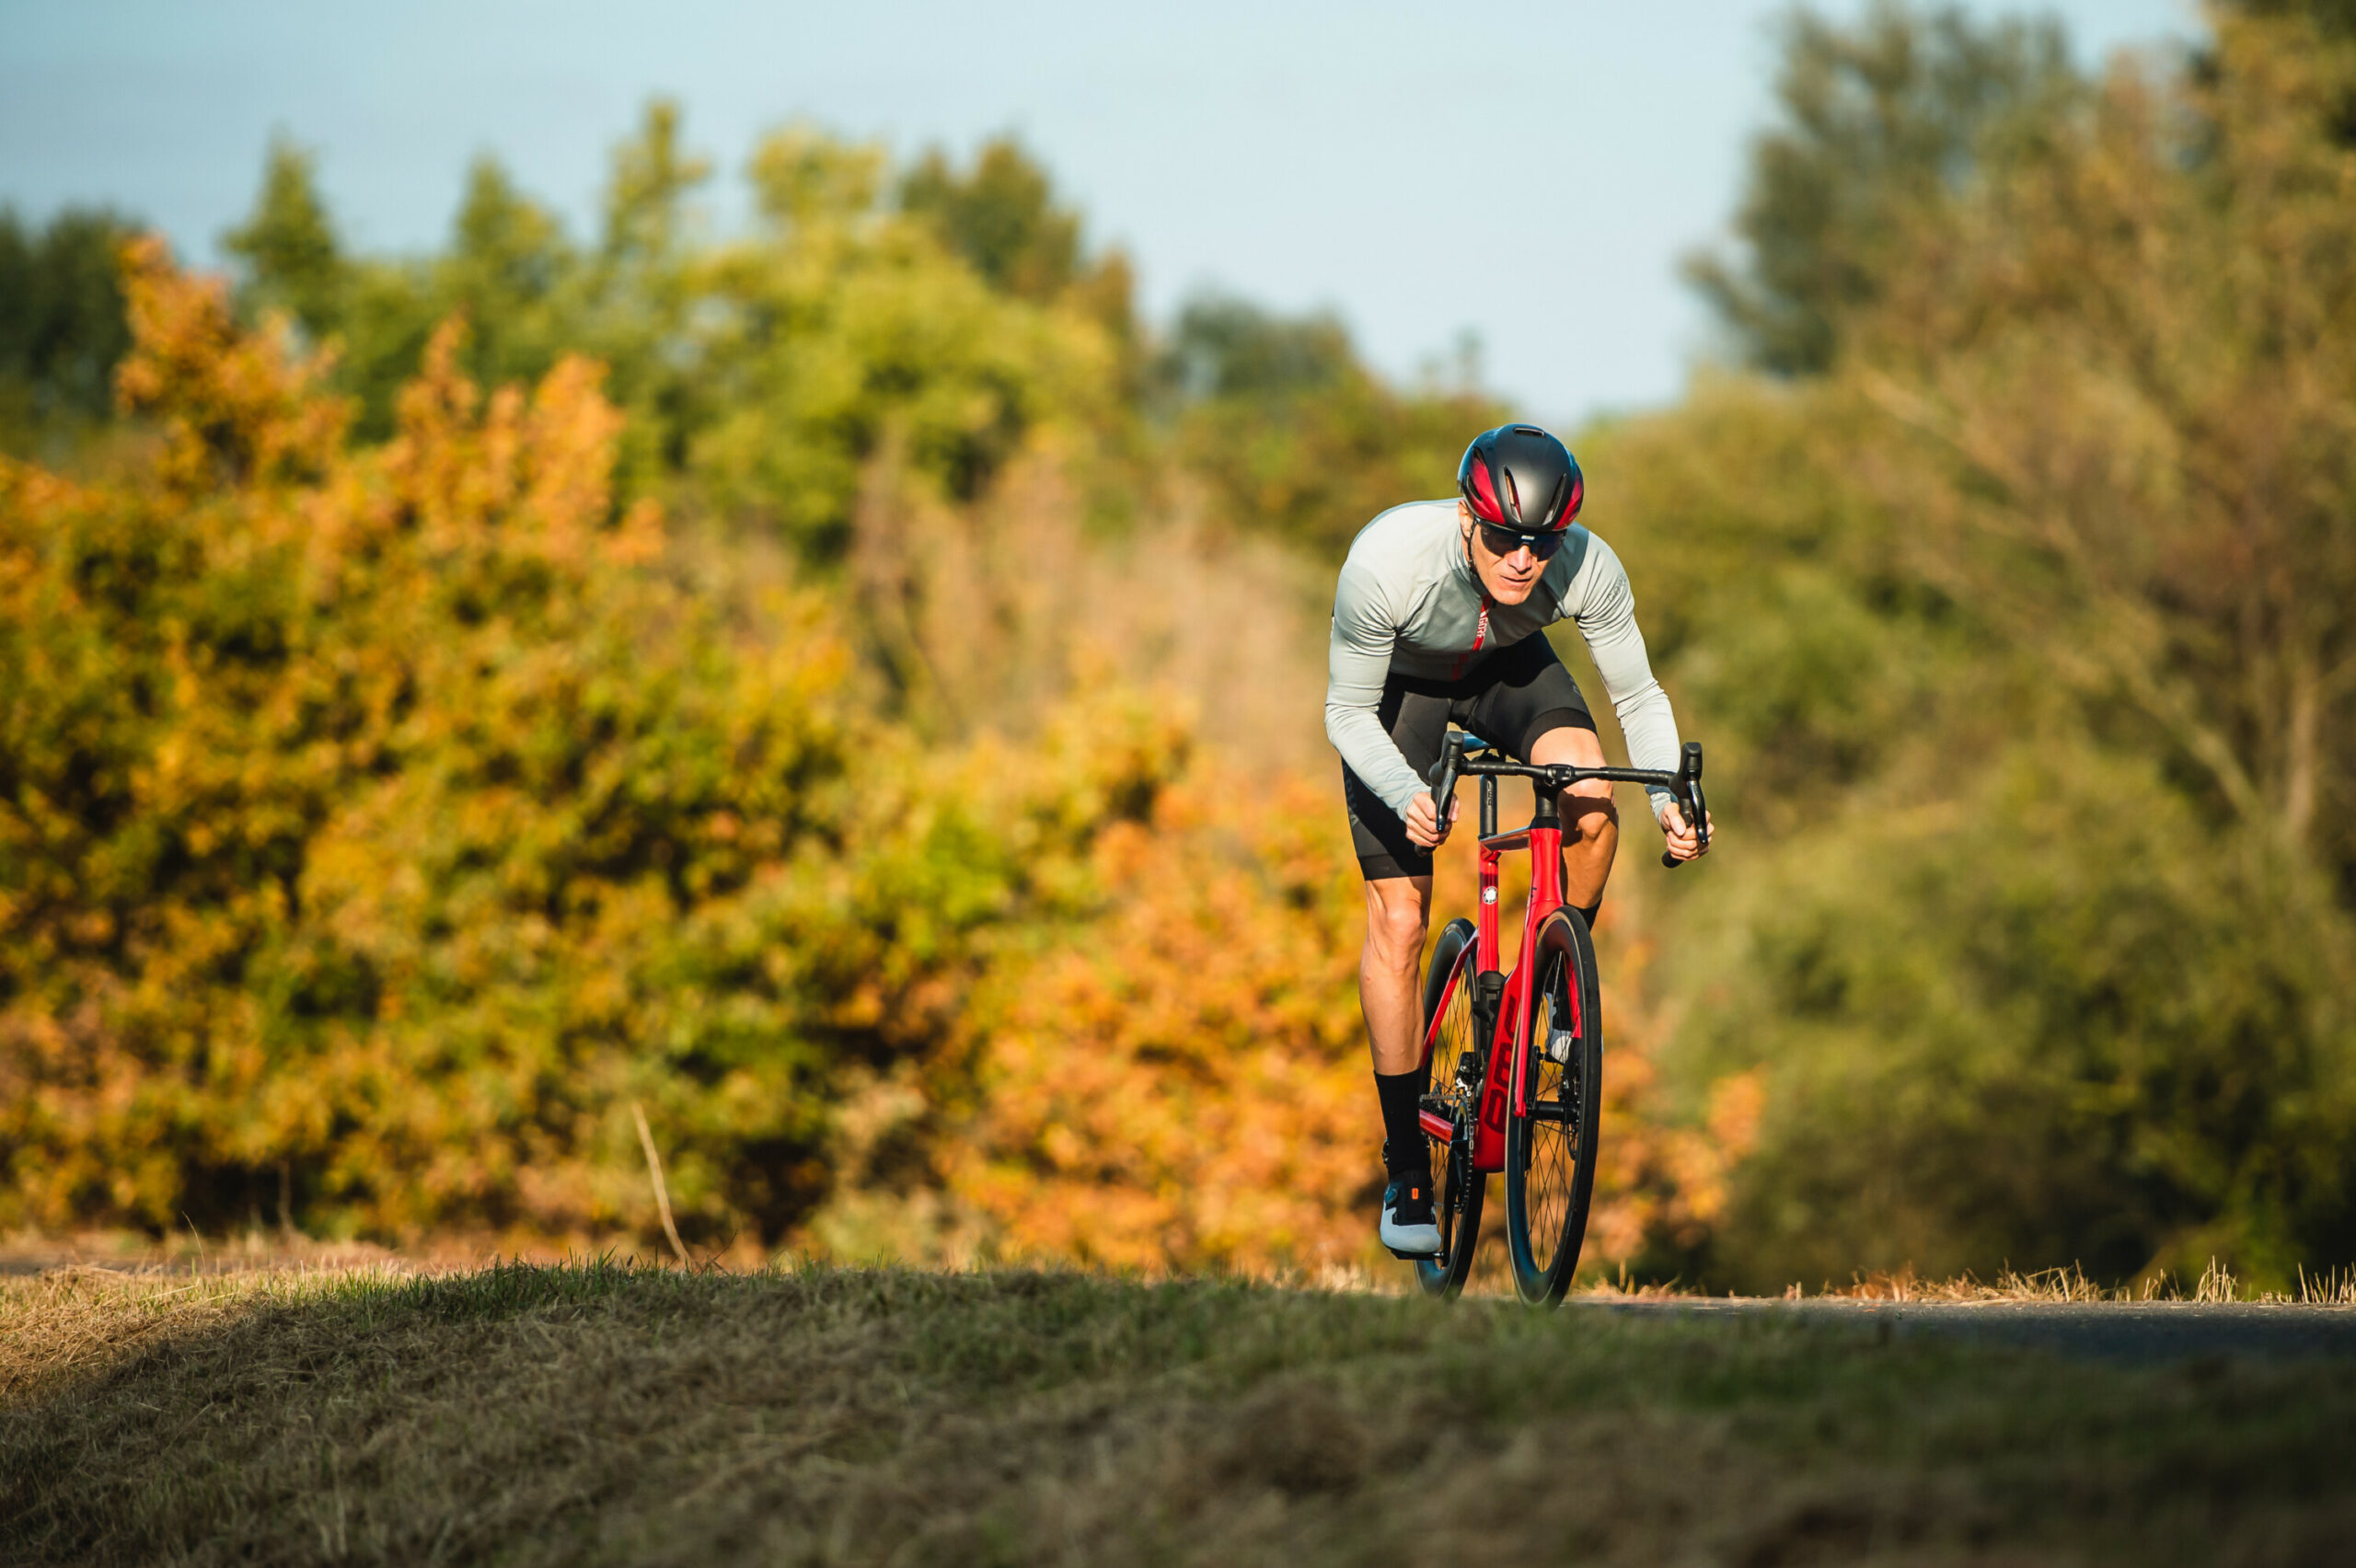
[2,0,2194,425]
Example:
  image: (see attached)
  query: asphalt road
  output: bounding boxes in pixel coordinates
[1588,1296,2356,1363]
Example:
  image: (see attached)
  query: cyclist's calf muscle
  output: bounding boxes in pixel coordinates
[1360,875,1430,1076]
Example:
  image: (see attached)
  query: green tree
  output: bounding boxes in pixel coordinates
[901,136,1081,303]
[0,241,1170,1247]
[0,206,138,454]
[1612,4,2356,1291]
[1158,292,1504,553]
[1685,2,2078,375]
[900,135,1136,345]
[222,135,349,341]
[433,156,581,397]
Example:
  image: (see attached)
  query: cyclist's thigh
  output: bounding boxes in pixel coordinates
[1341,675,1453,881]
[1461,634,1596,764]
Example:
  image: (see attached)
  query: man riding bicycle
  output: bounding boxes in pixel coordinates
[1327,423,1711,1258]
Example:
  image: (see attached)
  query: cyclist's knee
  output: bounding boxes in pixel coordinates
[1563,778,1618,837]
[1363,883,1429,961]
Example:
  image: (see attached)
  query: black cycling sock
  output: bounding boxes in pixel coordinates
[1574,900,1602,933]
[1375,1070,1428,1180]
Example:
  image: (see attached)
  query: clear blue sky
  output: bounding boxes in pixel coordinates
[1,0,2192,423]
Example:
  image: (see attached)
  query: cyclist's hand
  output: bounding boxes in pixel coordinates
[1405,791,1457,849]
[1658,800,1714,861]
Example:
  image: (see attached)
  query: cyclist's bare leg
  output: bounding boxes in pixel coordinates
[1530,725,1618,912]
[1360,875,1432,1075]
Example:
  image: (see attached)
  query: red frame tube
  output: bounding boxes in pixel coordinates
[1467,821,1565,1172]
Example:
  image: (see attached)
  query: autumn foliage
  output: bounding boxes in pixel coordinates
[0,242,1157,1248]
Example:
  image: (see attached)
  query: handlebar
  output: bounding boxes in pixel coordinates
[1426,735,1710,870]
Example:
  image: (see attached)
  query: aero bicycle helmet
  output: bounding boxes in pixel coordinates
[1457,424,1584,532]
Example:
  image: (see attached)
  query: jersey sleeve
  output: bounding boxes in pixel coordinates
[1570,534,1682,818]
[1324,559,1428,821]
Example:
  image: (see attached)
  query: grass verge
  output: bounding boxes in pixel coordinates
[4,1261,2352,1565]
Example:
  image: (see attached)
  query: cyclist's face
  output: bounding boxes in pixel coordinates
[1461,502,1554,605]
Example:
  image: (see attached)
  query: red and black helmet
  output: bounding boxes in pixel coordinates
[1457,424,1584,532]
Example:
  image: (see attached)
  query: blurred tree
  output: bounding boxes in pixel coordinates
[901,136,1080,303]
[1669,745,2356,1291]
[1852,6,2356,889]
[0,206,137,455]
[901,134,1137,347]
[1162,294,1355,401]
[1158,292,1505,555]
[433,156,581,396]
[1685,1,2078,375]
[689,123,1116,555]
[2232,0,2356,33]
[221,135,349,341]
[1610,3,2356,1292]
[0,241,1156,1248]
[209,109,1123,553]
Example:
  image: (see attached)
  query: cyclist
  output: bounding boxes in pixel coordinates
[1328,423,1711,1258]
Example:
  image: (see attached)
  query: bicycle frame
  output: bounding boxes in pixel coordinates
[1415,772,1570,1173]
[1415,736,1706,1175]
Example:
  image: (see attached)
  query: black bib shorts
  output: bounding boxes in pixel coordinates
[1341,631,1595,881]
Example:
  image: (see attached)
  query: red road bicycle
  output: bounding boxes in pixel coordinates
[1412,732,1709,1306]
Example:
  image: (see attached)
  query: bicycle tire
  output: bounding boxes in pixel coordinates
[1504,907,1602,1308]
[1414,917,1486,1300]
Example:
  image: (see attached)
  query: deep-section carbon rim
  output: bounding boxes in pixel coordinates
[1505,909,1602,1307]
[1415,919,1485,1299]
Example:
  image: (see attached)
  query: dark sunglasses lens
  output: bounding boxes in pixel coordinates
[1484,525,1563,559]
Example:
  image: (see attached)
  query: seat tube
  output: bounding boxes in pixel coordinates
[1476,776,1501,966]
[1515,790,1566,1117]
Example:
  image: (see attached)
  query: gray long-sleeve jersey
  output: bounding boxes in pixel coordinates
[1324,499,1681,822]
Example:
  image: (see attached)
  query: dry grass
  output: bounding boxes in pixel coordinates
[6,1260,2355,1566]
[1785,1258,2356,1306]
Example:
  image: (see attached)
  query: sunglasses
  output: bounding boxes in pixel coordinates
[1477,522,1567,560]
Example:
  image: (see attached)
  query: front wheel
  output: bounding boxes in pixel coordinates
[1414,917,1486,1299]
[1505,907,1603,1308]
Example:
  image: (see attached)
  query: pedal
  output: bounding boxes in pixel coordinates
[1544,1028,1577,1066]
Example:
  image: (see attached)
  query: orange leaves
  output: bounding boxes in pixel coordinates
[937,767,1760,1282]
[948,770,1372,1274]
[4,243,1759,1274]
[387,321,646,575]
[0,247,876,1248]
[113,235,349,496]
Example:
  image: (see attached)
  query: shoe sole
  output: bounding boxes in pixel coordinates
[1382,1224,1442,1260]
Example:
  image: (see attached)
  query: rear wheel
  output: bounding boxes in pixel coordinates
[1505,907,1602,1308]
[1414,917,1486,1299]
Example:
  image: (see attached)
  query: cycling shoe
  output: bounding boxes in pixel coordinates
[1380,1172,1441,1258]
